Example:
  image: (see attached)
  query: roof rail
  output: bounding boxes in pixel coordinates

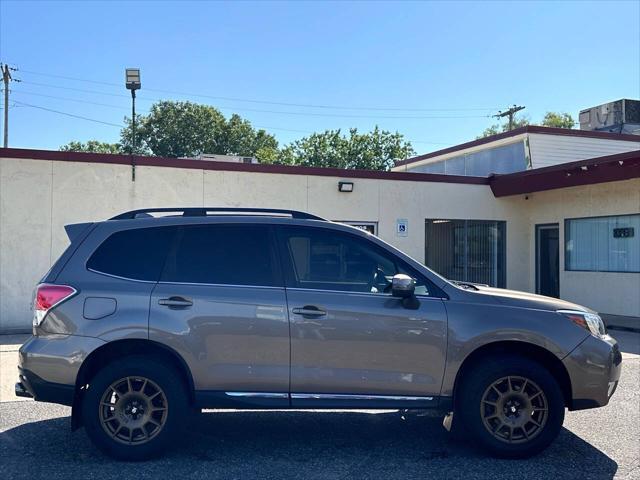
[109,207,326,221]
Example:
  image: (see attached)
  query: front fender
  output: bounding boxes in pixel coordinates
[440,301,589,396]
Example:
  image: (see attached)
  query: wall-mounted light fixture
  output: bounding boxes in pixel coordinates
[338,181,354,193]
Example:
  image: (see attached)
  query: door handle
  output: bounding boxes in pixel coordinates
[158,296,193,308]
[292,305,326,317]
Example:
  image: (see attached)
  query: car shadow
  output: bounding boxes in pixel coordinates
[0,409,618,479]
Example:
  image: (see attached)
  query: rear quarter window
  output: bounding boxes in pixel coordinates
[87,226,176,281]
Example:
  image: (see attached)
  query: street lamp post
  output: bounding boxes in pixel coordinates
[125,68,141,181]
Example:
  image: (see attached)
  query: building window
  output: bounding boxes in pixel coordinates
[413,141,527,176]
[425,219,506,287]
[334,221,378,235]
[565,214,640,273]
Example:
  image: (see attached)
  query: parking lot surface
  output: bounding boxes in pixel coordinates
[1,331,638,480]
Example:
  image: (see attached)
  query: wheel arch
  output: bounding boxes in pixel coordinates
[452,341,573,411]
[72,339,195,429]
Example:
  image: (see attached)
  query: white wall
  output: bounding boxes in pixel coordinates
[527,134,640,169]
[523,178,640,317]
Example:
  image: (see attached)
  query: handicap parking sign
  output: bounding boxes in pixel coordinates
[396,219,408,237]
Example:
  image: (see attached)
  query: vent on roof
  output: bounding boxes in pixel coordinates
[579,99,640,135]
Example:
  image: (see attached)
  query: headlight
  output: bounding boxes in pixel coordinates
[558,310,607,338]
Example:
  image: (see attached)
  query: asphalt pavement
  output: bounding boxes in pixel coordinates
[0,331,638,480]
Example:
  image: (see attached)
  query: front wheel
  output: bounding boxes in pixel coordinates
[457,355,565,458]
[82,355,189,460]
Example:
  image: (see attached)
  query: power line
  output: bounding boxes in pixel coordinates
[17,80,492,119]
[14,98,453,146]
[20,80,132,98]
[17,68,500,113]
[12,89,136,111]
[13,100,123,128]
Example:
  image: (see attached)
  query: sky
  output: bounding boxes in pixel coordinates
[0,0,639,155]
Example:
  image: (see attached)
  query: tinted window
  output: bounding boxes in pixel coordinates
[162,224,279,286]
[566,215,640,273]
[87,227,175,281]
[425,219,506,288]
[279,227,432,295]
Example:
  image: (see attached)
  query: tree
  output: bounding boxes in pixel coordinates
[60,101,411,170]
[119,117,152,156]
[541,112,575,129]
[119,100,278,158]
[59,140,122,154]
[262,127,414,171]
[121,101,225,158]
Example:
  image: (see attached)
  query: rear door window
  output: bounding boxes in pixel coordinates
[87,226,176,281]
[161,224,280,287]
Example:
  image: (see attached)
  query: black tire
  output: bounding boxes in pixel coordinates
[457,355,565,458]
[82,355,189,460]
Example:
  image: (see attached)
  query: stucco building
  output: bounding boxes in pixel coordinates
[0,133,639,332]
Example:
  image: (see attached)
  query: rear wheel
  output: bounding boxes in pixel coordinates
[457,355,565,458]
[82,355,189,460]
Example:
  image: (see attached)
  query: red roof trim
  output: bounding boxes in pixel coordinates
[490,150,640,197]
[396,126,640,167]
[0,147,488,185]
[2,147,637,197]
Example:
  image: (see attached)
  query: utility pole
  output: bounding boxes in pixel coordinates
[494,105,525,131]
[2,64,12,148]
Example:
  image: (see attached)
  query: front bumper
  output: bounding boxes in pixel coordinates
[563,333,622,410]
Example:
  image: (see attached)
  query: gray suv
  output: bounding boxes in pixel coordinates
[16,208,621,460]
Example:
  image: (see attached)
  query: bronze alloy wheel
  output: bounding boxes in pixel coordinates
[99,376,169,445]
[480,375,548,444]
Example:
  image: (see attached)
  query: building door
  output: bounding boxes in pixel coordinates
[536,224,560,298]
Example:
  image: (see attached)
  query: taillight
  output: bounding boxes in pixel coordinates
[33,284,77,328]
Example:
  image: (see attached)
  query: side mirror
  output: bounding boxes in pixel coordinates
[391,274,415,298]
[391,274,420,310]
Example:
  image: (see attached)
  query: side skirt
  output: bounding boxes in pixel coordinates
[194,391,448,410]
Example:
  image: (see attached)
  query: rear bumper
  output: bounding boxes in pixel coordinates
[15,381,32,398]
[15,367,74,406]
[563,334,622,411]
[17,334,106,406]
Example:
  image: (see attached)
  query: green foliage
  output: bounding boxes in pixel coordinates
[63,101,413,170]
[254,145,283,164]
[121,101,225,157]
[541,112,575,129]
[59,140,122,154]
[118,101,278,158]
[264,127,414,171]
[216,114,279,157]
